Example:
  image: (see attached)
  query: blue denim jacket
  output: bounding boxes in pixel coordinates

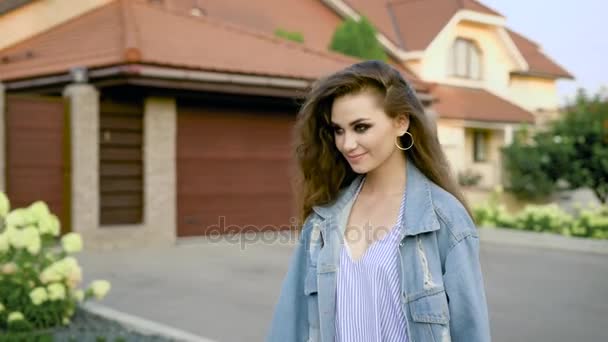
[266,161,491,342]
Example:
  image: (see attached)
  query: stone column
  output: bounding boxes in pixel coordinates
[144,97,177,243]
[63,84,99,235]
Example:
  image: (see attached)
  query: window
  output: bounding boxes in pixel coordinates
[473,130,488,162]
[450,38,482,79]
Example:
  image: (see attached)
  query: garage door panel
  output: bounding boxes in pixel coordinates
[8,136,64,166]
[177,105,296,236]
[178,194,295,236]
[6,95,69,233]
[178,159,290,194]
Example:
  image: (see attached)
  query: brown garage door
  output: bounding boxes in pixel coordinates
[5,95,70,233]
[177,104,295,237]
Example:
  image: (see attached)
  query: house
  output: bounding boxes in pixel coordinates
[0,0,431,249]
[327,0,573,189]
[0,0,573,248]
[146,0,573,189]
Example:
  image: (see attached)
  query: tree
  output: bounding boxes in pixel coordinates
[329,16,387,61]
[552,89,608,203]
[503,88,608,203]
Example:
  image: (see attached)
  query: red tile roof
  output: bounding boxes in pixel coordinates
[158,0,425,87]
[339,0,572,79]
[431,84,535,123]
[0,0,428,91]
[345,0,502,51]
[507,29,574,79]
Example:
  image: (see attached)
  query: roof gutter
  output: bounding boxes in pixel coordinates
[4,64,434,103]
[3,64,312,90]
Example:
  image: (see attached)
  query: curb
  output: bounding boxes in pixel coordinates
[478,227,608,255]
[81,302,217,342]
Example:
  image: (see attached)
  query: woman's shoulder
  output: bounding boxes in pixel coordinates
[428,182,477,238]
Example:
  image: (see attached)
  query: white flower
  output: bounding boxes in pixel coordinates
[37,214,55,236]
[90,280,111,300]
[61,233,83,254]
[5,208,33,228]
[66,263,83,289]
[0,192,9,218]
[29,287,48,306]
[40,265,62,284]
[28,201,50,223]
[22,225,41,255]
[7,311,24,322]
[6,226,27,249]
[47,283,66,301]
[49,214,61,237]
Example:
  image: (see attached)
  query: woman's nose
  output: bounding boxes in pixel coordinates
[342,131,357,150]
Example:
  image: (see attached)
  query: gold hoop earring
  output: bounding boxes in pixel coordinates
[395,132,414,151]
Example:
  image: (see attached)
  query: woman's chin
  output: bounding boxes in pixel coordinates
[349,162,370,174]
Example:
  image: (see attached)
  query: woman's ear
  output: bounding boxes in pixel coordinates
[394,114,410,135]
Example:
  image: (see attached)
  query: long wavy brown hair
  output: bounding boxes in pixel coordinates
[291,60,471,227]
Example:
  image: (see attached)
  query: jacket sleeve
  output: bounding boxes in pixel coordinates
[266,225,311,342]
[443,233,492,342]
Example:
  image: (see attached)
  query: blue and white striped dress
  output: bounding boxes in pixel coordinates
[335,177,409,341]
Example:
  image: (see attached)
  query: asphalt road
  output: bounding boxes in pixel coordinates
[79,234,608,342]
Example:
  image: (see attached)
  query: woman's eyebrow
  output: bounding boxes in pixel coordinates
[330,118,370,127]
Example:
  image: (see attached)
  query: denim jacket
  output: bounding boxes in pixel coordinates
[266,161,491,342]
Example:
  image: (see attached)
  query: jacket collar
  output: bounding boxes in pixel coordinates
[311,159,440,236]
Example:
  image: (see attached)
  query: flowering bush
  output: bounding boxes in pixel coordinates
[571,205,608,238]
[0,192,111,333]
[512,204,574,235]
[472,186,516,228]
[472,189,607,239]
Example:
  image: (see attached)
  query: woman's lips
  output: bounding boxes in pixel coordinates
[346,152,367,163]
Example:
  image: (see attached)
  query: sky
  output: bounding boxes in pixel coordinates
[480,0,607,104]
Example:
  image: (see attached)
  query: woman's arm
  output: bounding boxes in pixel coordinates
[266,226,311,342]
[443,233,492,342]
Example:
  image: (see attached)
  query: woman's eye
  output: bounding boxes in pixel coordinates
[355,124,369,133]
[334,127,344,135]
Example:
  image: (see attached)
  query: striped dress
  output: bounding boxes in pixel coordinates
[335,177,410,342]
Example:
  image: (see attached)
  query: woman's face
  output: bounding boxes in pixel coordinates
[330,88,409,174]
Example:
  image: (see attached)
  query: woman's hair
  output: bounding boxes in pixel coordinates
[291,60,471,227]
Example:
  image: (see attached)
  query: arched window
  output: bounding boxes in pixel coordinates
[450,38,482,79]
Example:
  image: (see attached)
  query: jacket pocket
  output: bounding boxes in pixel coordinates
[408,286,450,325]
[407,286,452,342]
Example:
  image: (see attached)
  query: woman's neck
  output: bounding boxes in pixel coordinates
[361,150,407,196]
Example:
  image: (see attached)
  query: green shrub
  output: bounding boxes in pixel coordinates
[0,192,111,333]
[329,16,387,61]
[512,204,574,235]
[571,205,608,238]
[473,190,608,239]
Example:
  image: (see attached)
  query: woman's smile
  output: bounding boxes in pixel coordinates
[346,152,368,163]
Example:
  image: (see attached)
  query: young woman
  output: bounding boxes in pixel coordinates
[266,60,491,342]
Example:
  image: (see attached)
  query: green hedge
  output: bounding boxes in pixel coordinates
[473,190,608,239]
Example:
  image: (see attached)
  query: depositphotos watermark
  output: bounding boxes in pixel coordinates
[192,216,396,250]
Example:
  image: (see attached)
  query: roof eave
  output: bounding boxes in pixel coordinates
[510,70,575,80]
